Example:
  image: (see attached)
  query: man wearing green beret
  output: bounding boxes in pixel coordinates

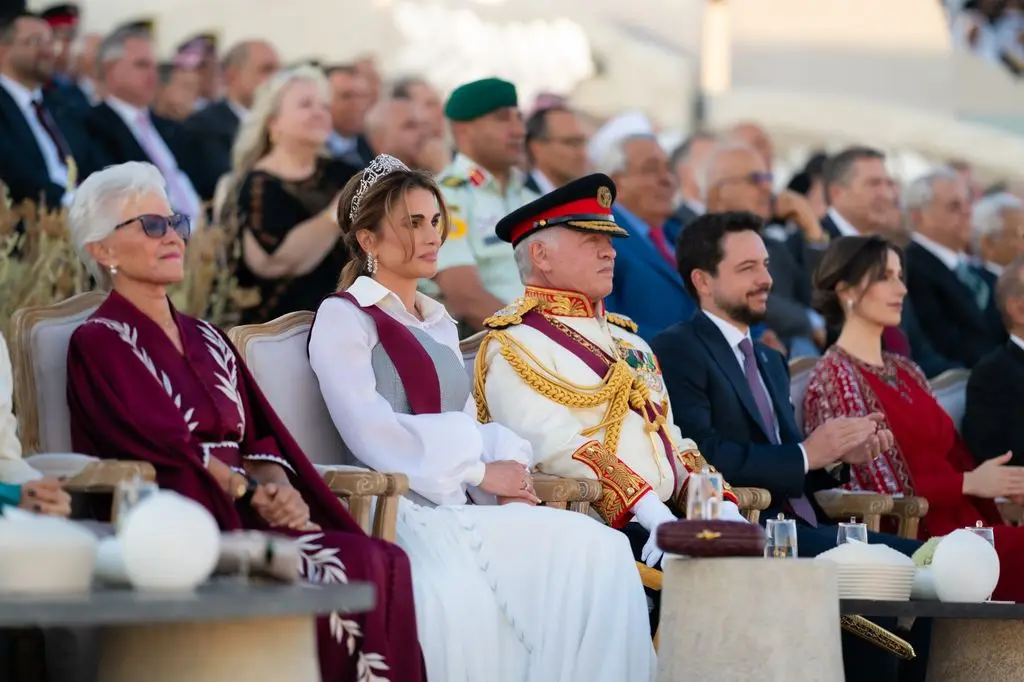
[428,77,539,334]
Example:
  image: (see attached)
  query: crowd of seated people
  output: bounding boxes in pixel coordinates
[5,4,1024,682]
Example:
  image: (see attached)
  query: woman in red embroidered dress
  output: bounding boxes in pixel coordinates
[803,236,1024,601]
[64,162,424,681]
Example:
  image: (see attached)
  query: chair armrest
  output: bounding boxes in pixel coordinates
[532,473,602,504]
[997,498,1024,526]
[382,473,409,497]
[733,487,771,511]
[815,490,894,531]
[61,460,156,492]
[889,496,929,519]
[320,468,392,497]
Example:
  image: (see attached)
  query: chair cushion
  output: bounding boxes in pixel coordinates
[243,324,350,466]
[31,304,99,452]
[790,368,813,434]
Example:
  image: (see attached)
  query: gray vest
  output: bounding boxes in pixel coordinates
[344,325,472,506]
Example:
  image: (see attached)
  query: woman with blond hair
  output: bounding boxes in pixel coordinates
[309,155,656,682]
[226,65,361,324]
[64,161,424,680]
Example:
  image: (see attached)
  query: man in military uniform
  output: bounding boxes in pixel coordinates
[431,77,539,333]
[473,173,746,572]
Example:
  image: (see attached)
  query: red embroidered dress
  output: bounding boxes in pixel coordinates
[804,346,1024,602]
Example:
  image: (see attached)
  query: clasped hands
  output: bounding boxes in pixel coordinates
[251,482,320,531]
[804,412,894,470]
[480,460,541,506]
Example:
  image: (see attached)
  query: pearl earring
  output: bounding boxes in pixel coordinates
[845,299,853,312]
[108,264,118,276]
[366,253,378,275]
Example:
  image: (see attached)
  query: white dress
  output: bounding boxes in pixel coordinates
[309,277,656,682]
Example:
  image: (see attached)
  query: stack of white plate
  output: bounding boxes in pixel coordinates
[835,564,915,601]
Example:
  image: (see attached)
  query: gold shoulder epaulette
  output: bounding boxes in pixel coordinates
[606,313,638,334]
[483,298,540,329]
[440,175,469,189]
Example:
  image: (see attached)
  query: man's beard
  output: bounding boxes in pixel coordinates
[714,289,769,326]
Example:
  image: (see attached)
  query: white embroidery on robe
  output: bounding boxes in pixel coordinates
[296,532,388,678]
[198,320,246,435]
[87,318,198,431]
[242,453,296,475]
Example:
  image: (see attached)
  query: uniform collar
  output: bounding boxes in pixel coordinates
[523,285,605,318]
[450,152,526,192]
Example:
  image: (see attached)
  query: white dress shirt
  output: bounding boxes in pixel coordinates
[911,232,963,272]
[827,207,863,237]
[308,276,533,506]
[703,310,811,472]
[0,75,68,193]
[104,96,201,221]
[529,169,557,194]
[1012,334,1024,353]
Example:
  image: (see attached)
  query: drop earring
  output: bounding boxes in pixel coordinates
[108,264,119,276]
[845,299,853,312]
[366,253,378,275]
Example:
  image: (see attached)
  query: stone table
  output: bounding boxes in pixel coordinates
[841,599,1024,681]
[0,580,375,682]
[658,557,844,682]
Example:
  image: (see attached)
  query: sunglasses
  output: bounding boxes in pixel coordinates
[114,213,191,241]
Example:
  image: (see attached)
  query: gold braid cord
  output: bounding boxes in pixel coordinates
[677,448,739,506]
[840,616,916,660]
[475,330,656,526]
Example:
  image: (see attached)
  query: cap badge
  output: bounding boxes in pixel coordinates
[597,186,613,209]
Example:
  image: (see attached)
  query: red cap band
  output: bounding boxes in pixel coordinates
[45,16,77,29]
[509,197,611,244]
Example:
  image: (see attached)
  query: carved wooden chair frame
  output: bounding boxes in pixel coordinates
[227,311,407,542]
[10,291,157,522]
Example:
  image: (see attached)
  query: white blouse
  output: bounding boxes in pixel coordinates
[308,276,533,506]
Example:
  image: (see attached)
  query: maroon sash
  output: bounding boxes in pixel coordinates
[520,310,680,488]
[311,292,442,415]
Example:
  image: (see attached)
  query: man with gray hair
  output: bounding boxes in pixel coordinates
[597,132,697,340]
[665,131,715,235]
[972,191,1024,277]
[363,95,423,168]
[963,257,1024,467]
[183,39,280,200]
[84,26,202,223]
[905,167,1004,367]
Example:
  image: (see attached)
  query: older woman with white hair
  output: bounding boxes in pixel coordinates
[64,161,425,682]
[224,65,362,324]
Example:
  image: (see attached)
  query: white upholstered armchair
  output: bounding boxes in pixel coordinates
[9,292,157,521]
[227,312,407,541]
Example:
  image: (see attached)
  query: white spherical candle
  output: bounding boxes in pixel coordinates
[931,529,1000,603]
[120,491,220,591]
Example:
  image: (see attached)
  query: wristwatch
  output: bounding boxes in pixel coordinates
[231,473,259,506]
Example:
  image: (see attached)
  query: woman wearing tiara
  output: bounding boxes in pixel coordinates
[309,154,656,682]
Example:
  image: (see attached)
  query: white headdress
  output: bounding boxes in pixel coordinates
[349,154,410,221]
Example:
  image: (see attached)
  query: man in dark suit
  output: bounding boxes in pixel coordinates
[964,259,1024,466]
[818,147,959,377]
[904,168,1002,368]
[664,131,715,243]
[0,12,99,208]
[651,211,926,682]
[182,39,279,201]
[523,105,587,195]
[85,26,201,221]
[324,64,373,167]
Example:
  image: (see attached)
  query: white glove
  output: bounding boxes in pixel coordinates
[719,501,749,523]
[633,492,676,568]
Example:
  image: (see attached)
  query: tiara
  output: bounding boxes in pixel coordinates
[348,154,410,221]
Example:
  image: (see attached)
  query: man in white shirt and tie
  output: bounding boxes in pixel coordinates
[85,25,201,224]
[0,12,95,207]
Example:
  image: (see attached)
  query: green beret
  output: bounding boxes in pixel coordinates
[444,78,518,122]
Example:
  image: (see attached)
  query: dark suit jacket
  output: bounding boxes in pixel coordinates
[182,99,240,201]
[663,202,699,246]
[977,266,1009,345]
[651,311,846,521]
[963,340,1024,467]
[905,241,1000,368]
[84,103,199,184]
[605,205,697,342]
[0,86,100,207]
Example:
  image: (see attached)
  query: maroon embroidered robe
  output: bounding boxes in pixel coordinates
[66,291,424,682]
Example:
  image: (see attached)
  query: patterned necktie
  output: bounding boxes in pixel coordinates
[738,338,818,526]
[647,224,675,267]
[955,261,991,311]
